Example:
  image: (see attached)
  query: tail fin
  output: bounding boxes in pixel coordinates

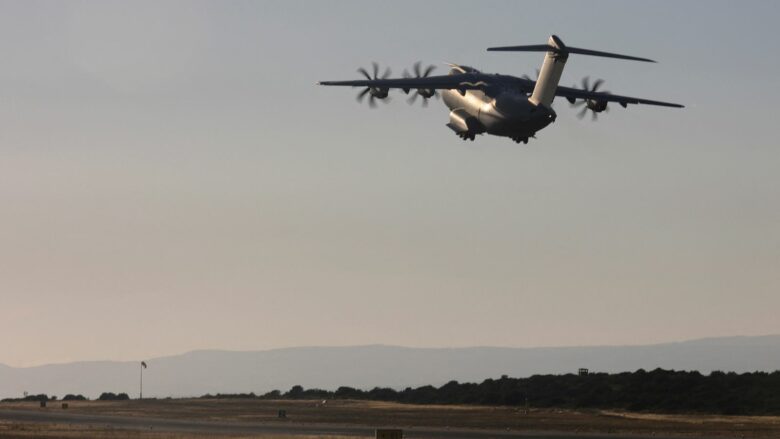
[524,35,569,108]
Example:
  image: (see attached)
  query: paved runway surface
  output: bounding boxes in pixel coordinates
[0,408,721,439]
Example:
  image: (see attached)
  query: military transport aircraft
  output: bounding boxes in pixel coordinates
[318,35,683,143]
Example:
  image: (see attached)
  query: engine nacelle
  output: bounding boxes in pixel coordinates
[587,99,608,113]
[417,88,435,98]
[370,87,389,99]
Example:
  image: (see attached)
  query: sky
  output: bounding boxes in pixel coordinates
[0,0,778,367]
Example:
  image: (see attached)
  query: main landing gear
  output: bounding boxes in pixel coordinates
[456,132,534,144]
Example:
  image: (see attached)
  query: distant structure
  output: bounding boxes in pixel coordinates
[578,368,589,376]
[140,361,148,400]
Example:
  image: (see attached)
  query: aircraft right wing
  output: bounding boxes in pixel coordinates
[554,85,684,108]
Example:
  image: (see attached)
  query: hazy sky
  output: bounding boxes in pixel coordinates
[1,0,778,367]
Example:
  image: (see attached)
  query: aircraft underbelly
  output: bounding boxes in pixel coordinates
[442,89,555,138]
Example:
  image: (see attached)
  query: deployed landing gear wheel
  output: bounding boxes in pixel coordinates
[457,132,476,141]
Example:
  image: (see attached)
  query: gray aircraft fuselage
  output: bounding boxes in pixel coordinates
[440,67,556,143]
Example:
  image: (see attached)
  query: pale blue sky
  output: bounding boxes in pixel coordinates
[1,1,779,366]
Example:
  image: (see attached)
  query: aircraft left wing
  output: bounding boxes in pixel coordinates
[554,85,684,108]
[318,72,532,93]
[319,71,683,108]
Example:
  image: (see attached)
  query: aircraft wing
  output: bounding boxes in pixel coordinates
[554,85,684,108]
[318,73,524,92]
[319,71,682,108]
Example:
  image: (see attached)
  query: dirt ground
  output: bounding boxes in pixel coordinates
[1,399,779,438]
[0,420,348,439]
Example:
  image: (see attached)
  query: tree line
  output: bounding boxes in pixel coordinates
[203,369,780,415]
[1,392,127,402]
[5,369,779,414]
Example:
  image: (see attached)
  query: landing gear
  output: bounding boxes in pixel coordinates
[457,132,476,141]
[511,136,529,144]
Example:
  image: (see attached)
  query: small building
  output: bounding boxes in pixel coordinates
[578,368,589,376]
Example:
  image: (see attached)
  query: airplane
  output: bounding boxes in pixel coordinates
[317,35,683,144]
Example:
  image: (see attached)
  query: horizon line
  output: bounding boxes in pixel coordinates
[3,333,779,370]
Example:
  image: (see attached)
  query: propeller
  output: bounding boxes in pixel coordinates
[570,76,610,121]
[403,61,438,106]
[356,62,391,108]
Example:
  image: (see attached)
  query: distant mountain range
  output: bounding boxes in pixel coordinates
[2,335,779,399]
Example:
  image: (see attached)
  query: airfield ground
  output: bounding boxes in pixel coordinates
[1,399,779,438]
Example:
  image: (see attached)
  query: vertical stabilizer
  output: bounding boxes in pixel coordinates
[529,35,568,108]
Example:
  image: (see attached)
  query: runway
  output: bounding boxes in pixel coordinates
[0,408,718,439]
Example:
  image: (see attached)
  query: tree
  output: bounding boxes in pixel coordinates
[263,390,281,398]
[98,392,130,401]
[286,385,304,398]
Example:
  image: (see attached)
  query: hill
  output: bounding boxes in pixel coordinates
[1,335,778,399]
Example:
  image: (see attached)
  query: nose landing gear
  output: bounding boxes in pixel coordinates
[511,136,529,144]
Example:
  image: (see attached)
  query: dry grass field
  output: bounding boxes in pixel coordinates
[2,399,780,438]
[0,420,351,439]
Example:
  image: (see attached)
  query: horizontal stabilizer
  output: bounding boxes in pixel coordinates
[488,39,656,63]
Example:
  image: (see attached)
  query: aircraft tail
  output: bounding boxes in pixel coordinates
[529,35,568,108]
[487,35,657,108]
